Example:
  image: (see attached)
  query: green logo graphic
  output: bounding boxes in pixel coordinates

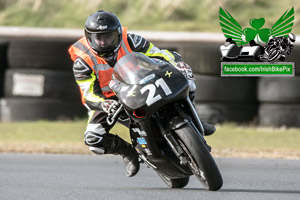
[219,7,294,45]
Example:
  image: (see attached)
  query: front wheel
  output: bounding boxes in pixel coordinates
[174,123,223,191]
[157,173,190,188]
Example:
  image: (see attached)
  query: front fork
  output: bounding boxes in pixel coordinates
[185,97,205,135]
[154,97,208,166]
[173,97,205,136]
[153,115,188,165]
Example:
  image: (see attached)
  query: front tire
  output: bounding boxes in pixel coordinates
[157,173,190,188]
[174,123,223,191]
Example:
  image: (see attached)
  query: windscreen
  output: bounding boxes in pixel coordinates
[113,52,166,84]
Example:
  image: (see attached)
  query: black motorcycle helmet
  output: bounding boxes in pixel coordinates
[85,10,122,58]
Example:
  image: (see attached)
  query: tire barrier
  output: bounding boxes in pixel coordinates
[4,69,81,100]
[195,103,258,124]
[0,73,4,97]
[194,74,257,103]
[0,39,8,97]
[259,103,300,127]
[0,38,9,72]
[7,38,76,70]
[1,68,85,121]
[258,77,300,127]
[285,45,300,75]
[0,97,86,122]
[178,43,222,75]
[258,77,300,103]
[193,74,257,124]
[0,36,88,121]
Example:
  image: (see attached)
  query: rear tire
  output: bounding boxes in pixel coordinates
[174,123,223,191]
[157,173,189,188]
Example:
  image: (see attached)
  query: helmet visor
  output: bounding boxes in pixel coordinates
[87,31,119,55]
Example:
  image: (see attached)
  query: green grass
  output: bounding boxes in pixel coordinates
[207,123,300,150]
[206,123,300,159]
[0,120,88,154]
[0,119,131,143]
[0,119,131,154]
[0,120,86,142]
[0,120,299,158]
[0,0,299,33]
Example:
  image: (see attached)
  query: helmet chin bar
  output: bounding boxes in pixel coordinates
[99,51,114,58]
[96,42,121,58]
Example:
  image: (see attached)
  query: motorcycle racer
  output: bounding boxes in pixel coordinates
[68,10,215,177]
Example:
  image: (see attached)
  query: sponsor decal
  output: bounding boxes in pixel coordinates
[97,25,108,30]
[164,71,173,78]
[137,137,147,145]
[127,90,136,97]
[132,127,147,136]
[139,74,156,84]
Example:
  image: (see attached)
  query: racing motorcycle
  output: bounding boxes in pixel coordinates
[260,33,296,62]
[108,52,223,190]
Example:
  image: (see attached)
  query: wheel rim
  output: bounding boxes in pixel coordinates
[178,140,208,186]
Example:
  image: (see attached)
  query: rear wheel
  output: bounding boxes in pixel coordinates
[174,123,223,191]
[157,173,189,188]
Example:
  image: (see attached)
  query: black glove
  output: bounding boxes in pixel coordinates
[101,99,120,115]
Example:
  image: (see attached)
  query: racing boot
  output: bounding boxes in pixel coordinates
[122,148,140,177]
[201,121,216,136]
[101,134,140,177]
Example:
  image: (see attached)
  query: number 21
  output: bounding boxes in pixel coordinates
[140,78,172,106]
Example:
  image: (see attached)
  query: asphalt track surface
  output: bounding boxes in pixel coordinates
[0,154,299,200]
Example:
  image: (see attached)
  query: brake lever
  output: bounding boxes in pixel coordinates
[107,104,123,125]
